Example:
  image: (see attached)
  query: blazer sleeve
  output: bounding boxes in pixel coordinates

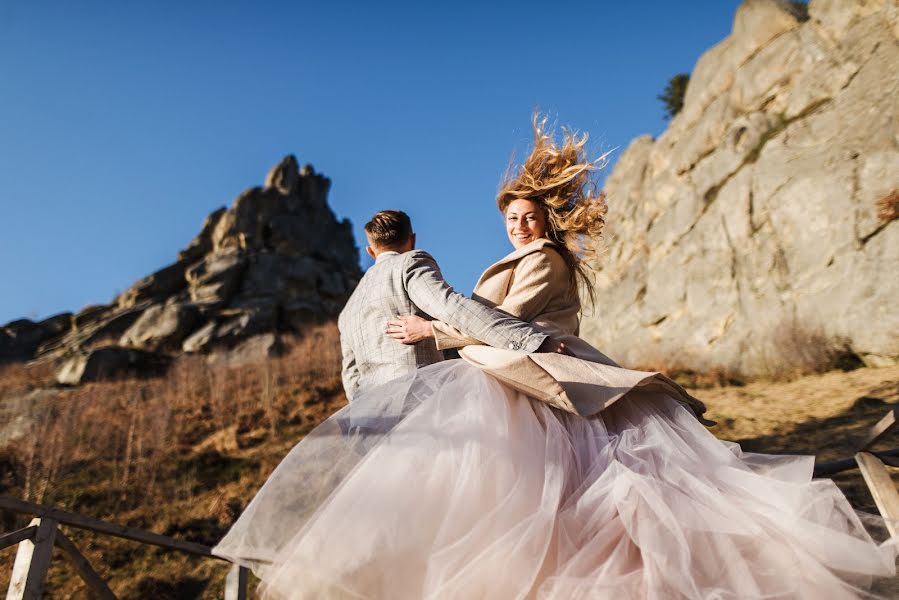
[431,249,567,350]
[402,251,547,353]
[338,322,361,401]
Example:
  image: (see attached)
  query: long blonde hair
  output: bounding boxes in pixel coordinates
[497,114,608,307]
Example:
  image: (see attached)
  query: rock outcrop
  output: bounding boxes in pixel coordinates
[1,155,361,383]
[581,0,899,376]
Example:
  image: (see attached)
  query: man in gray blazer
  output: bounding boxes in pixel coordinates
[338,210,562,400]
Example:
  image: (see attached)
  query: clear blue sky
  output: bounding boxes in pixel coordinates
[0,0,741,325]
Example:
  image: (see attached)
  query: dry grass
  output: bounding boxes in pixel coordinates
[0,322,347,599]
[757,316,863,381]
[700,364,899,508]
[637,364,746,390]
[0,359,57,398]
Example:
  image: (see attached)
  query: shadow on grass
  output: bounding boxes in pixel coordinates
[733,393,899,509]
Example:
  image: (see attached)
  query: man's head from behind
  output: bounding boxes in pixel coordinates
[364,210,415,258]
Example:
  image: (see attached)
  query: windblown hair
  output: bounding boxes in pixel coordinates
[497,114,609,307]
[364,209,413,249]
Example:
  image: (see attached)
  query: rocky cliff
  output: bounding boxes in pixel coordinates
[1,155,361,382]
[581,0,899,377]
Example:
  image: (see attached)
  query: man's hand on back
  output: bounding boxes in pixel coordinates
[536,337,573,356]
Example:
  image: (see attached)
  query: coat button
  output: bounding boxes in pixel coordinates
[508,343,515,349]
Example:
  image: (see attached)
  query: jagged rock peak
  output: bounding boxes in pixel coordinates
[2,155,362,383]
[580,0,899,377]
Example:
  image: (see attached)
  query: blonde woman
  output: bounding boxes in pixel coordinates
[215,117,896,599]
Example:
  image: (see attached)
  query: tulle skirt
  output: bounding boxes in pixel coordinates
[213,360,897,599]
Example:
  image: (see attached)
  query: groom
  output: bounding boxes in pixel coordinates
[338,209,563,400]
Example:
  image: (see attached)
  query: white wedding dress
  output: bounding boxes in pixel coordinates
[214,359,897,599]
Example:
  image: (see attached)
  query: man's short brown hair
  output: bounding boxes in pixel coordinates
[364,210,413,249]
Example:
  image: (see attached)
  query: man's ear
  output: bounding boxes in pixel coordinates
[366,246,377,259]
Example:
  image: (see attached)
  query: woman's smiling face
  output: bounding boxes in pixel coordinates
[505,199,547,249]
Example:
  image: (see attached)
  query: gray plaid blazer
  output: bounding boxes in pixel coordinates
[337,250,547,399]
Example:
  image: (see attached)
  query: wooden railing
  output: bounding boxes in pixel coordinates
[0,495,248,599]
[813,408,899,537]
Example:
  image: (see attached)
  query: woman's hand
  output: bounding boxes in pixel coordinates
[386,315,434,345]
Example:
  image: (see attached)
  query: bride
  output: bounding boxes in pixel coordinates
[214,117,897,599]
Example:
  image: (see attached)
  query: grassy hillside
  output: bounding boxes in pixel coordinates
[0,324,897,597]
[0,323,347,598]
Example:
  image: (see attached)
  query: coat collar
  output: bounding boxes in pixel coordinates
[473,238,557,292]
[492,238,556,268]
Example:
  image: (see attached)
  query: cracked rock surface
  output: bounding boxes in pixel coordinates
[1,155,361,383]
[581,0,899,376]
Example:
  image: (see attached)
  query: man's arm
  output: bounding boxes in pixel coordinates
[339,328,361,401]
[431,250,563,350]
[402,251,547,352]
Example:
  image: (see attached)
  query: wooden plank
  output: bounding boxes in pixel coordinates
[224,564,248,600]
[0,526,36,551]
[0,495,215,558]
[858,408,899,451]
[6,517,58,600]
[855,451,899,538]
[814,447,899,477]
[54,530,118,600]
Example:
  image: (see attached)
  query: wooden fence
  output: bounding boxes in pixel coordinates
[813,407,899,537]
[0,495,247,599]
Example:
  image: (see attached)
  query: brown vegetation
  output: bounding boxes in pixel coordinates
[876,189,899,225]
[758,317,864,381]
[0,323,347,598]
[636,317,866,388]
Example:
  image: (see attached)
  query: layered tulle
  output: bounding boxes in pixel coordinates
[214,360,897,599]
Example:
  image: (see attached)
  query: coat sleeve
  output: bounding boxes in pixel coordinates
[431,249,567,350]
[402,251,547,353]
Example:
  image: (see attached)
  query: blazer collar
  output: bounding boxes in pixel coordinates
[375,251,400,263]
[492,238,556,268]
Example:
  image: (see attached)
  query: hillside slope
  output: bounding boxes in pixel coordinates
[1,340,897,597]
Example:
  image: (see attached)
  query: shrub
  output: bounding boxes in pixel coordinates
[875,189,899,225]
[758,317,863,381]
[658,73,690,120]
[788,1,810,21]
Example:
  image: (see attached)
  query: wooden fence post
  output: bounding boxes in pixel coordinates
[6,517,58,600]
[224,564,248,600]
[855,451,899,538]
[54,530,118,600]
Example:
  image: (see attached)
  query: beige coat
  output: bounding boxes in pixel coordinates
[431,238,711,423]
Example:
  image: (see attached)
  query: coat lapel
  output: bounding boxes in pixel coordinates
[473,238,556,292]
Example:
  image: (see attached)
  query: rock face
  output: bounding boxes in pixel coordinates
[2,155,361,382]
[581,0,899,376]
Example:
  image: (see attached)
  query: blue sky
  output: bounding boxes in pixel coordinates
[0,1,741,324]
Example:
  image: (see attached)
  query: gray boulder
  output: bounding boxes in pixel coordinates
[119,302,201,351]
[56,346,171,385]
[0,313,72,363]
